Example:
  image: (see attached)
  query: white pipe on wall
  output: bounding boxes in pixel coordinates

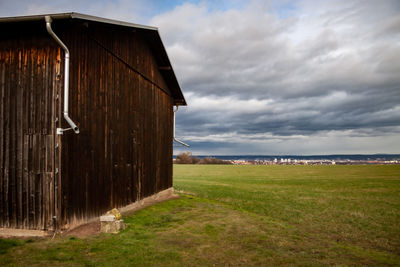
[173,106,189,147]
[45,16,80,134]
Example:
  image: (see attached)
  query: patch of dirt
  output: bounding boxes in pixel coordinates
[62,220,101,238]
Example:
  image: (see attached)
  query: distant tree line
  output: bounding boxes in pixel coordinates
[174,152,232,164]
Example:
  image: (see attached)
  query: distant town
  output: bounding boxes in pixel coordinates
[230,158,400,165]
[174,153,400,165]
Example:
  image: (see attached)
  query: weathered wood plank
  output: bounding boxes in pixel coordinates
[3,48,12,228]
[9,47,17,227]
[54,47,62,229]
[17,49,24,227]
[0,49,6,227]
[23,135,29,228]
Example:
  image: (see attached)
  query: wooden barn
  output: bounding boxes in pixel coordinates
[0,13,186,232]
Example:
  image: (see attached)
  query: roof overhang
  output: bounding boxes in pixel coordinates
[0,12,186,106]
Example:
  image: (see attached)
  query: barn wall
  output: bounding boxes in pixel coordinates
[0,20,175,230]
[57,22,174,227]
[0,23,60,230]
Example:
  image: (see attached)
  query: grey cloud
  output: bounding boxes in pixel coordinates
[154,0,400,101]
[376,15,400,38]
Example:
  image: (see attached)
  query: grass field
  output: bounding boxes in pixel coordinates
[1,165,399,266]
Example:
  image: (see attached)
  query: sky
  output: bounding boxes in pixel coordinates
[1,0,399,155]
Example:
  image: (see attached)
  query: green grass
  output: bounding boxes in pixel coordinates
[1,165,399,266]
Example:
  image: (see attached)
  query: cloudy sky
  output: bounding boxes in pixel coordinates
[1,0,399,155]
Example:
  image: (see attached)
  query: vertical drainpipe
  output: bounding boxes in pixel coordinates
[45,15,80,134]
[173,106,189,147]
[45,15,80,234]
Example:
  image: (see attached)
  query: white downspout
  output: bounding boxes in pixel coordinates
[45,16,80,134]
[173,106,189,147]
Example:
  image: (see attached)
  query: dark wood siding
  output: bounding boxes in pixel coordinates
[57,22,174,228]
[0,24,58,230]
[0,20,174,230]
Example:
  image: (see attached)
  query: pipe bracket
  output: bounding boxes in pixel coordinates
[56,127,73,135]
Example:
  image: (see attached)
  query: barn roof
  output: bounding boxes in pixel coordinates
[0,12,186,105]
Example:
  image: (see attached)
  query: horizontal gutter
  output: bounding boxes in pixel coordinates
[0,12,157,31]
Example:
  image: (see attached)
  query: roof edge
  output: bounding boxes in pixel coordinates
[0,12,157,31]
